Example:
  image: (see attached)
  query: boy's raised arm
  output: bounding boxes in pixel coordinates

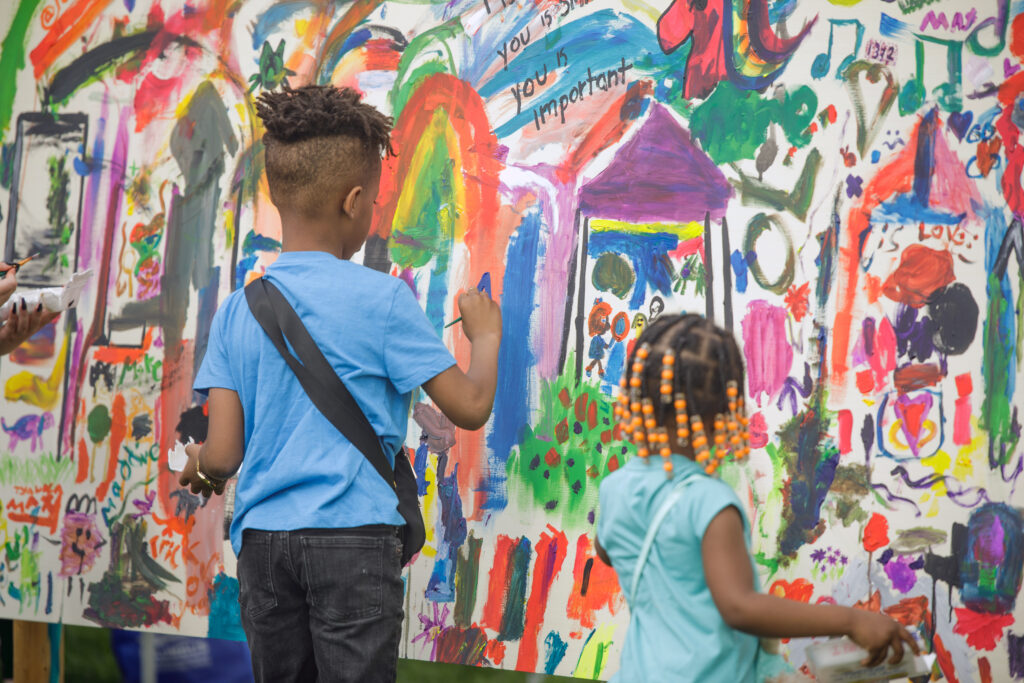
[423,289,501,431]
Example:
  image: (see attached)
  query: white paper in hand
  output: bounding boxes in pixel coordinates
[0,269,93,322]
[168,439,193,472]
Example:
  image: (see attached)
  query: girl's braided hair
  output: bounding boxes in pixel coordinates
[616,313,749,477]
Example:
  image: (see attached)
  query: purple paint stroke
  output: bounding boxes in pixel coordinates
[742,300,793,405]
[500,164,574,380]
[883,555,918,593]
[577,104,732,224]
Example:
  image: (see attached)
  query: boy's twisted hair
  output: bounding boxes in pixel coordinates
[256,84,394,157]
[255,85,394,214]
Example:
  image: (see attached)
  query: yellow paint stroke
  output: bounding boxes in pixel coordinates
[590,219,704,239]
[573,623,617,679]
[5,336,67,410]
[392,108,468,242]
[418,450,440,558]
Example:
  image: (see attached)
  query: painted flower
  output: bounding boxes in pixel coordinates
[411,602,451,661]
[784,282,810,322]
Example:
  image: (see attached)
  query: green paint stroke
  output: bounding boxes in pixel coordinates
[453,531,482,629]
[573,624,616,679]
[47,154,73,248]
[0,452,74,486]
[592,252,634,299]
[690,82,817,164]
[87,404,112,444]
[0,0,44,145]
[389,123,455,269]
[507,357,629,527]
[982,272,1020,464]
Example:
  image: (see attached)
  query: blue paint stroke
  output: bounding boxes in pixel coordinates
[234,231,282,290]
[426,452,467,602]
[731,249,749,293]
[474,12,671,137]
[251,2,313,51]
[588,231,676,309]
[207,571,247,641]
[543,631,569,674]
[483,209,542,511]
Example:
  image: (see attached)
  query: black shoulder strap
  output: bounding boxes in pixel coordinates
[244,277,396,489]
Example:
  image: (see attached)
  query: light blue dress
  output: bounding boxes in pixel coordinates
[597,454,761,683]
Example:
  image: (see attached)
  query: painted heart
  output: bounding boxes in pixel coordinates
[977,137,1002,178]
[1005,58,1021,79]
[894,393,932,455]
[947,111,973,141]
[844,60,899,158]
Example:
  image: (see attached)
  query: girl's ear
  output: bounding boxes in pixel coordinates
[342,185,364,218]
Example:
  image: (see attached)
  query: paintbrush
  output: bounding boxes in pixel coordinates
[0,253,41,279]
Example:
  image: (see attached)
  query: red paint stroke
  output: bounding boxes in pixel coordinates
[883,595,930,627]
[669,235,705,264]
[979,656,992,683]
[998,16,1024,214]
[362,39,402,71]
[768,578,814,602]
[566,534,621,628]
[832,114,979,394]
[76,437,89,484]
[517,526,568,671]
[485,639,505,666]
[954,373,972,445]
[953,607,1014,651]
[157,342,195,544]
[748,411,768,448]
[881,245,955,308]
[95,394,128,503]
[29,0,114,78]
[893,363,945,394]
[7,484,63,534]
[869,317,897,392]
[933,634,961,683]
[784,282,810,322]
[557,80,654,183]
[837,410,853,455]
[657,0,727,99]
[481,535,516,633]
[863,513,890,552]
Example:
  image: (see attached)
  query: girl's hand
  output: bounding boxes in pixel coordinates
[0,264,16,306]
[0,301,61,356]
[848,610,920,667]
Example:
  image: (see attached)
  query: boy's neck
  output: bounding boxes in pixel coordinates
[279,215,352,260]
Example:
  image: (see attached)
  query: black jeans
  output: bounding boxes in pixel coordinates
[237,526,404,682]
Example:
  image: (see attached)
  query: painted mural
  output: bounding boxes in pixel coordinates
[0,0,1021,679]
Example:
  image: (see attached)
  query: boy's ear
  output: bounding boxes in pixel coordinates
[342,185,364,218]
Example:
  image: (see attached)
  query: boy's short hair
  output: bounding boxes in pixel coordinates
[255,85,394,215]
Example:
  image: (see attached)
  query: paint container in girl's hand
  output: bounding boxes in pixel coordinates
[805,636,937,683]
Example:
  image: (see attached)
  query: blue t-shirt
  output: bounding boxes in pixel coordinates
[597,455,760,683]
[194,251,456,555]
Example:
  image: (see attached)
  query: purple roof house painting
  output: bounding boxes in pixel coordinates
[564,103,734,380]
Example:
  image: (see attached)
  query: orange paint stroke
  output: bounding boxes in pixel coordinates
[29,0,114,78]
[92,327,155,364]
[566,534,621,628]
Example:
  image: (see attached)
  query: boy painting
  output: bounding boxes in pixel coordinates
[178,85,502,683]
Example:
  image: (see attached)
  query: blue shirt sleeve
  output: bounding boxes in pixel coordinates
[383,281,457,394]
[193,306,236,395]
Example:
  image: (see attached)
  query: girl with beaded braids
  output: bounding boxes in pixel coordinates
[595,313,918,683]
